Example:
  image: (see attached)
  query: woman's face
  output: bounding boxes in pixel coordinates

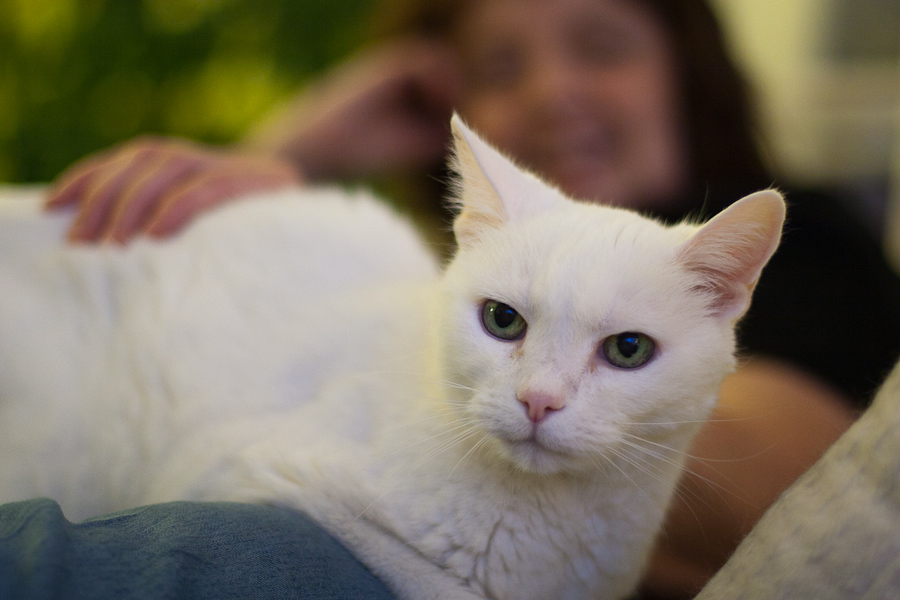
[453,0,689,210]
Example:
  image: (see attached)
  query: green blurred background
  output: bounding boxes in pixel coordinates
[0,0,375,183]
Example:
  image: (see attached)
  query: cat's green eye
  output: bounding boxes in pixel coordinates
[482,300,527,341]
[602,332,655,369]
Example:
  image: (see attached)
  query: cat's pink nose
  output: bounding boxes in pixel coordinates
[518,390,565,423]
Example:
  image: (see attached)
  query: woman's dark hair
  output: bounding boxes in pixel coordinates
[631,0,772,212]
[369,0,772,217]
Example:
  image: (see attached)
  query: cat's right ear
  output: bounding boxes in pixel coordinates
[449,114,559,247]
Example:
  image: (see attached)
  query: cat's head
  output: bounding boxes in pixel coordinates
[438,115,784,476]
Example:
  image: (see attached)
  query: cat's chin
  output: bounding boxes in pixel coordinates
[496,438,584,476]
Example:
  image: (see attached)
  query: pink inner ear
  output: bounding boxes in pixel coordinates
[679,229,764,318]
[681,234,772,320]
[687,262,752,318]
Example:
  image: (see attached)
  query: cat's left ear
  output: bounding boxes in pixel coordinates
[449,114,561,247]
[677,190,786,321]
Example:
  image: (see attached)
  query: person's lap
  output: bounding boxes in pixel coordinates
[0,498,396,600]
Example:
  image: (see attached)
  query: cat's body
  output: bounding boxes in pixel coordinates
[0,118,784,600]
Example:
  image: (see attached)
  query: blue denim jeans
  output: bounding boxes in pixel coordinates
[0,498,396,600]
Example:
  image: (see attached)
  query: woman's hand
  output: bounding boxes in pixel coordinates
[245,38,461,181]
[46,137,301,244]
[47,38,458,245]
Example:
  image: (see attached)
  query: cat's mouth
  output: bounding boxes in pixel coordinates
[500,430,577,474]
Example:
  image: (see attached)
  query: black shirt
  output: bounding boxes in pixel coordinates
[733,189,900,408]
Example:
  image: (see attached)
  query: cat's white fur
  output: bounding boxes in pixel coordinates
[0,116,784,600]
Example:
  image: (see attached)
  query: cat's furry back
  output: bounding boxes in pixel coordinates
[0,117,784,600]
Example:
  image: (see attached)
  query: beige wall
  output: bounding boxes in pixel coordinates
[709,0,900,263]
[710,0,897,182]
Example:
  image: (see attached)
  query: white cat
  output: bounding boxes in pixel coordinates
[0,116,784,600]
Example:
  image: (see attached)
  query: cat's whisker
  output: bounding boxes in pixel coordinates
[612,443,673,480]
[376,408,470,437]
[379,418,481,461]
[617,436,753,511]
[632,409,777,428]
[617,437,687,475]
[615,434,771,526]
[338,410,480,469]
[352,425,484,522]
[605,442,730,535]
[410,425,483,472]
[601,446,713,542]
[446,434,491,482]
[611,442,738,546]
[345,426,480,522]
[612,441,720,517]
[349,369,480,394]
[620,433,756,495]
[386,415,477,451]
[621,431,778,465]
[604,446,673,497]
[627,418,723,426]
[594,449,659,509]
[290,413,455,467]
[353,488,393,522]
[434,379,480,393]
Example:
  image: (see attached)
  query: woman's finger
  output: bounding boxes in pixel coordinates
[102,150,213,243]
[66,150,155,242]
[45,148,118,209]
[144,159,300,238]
